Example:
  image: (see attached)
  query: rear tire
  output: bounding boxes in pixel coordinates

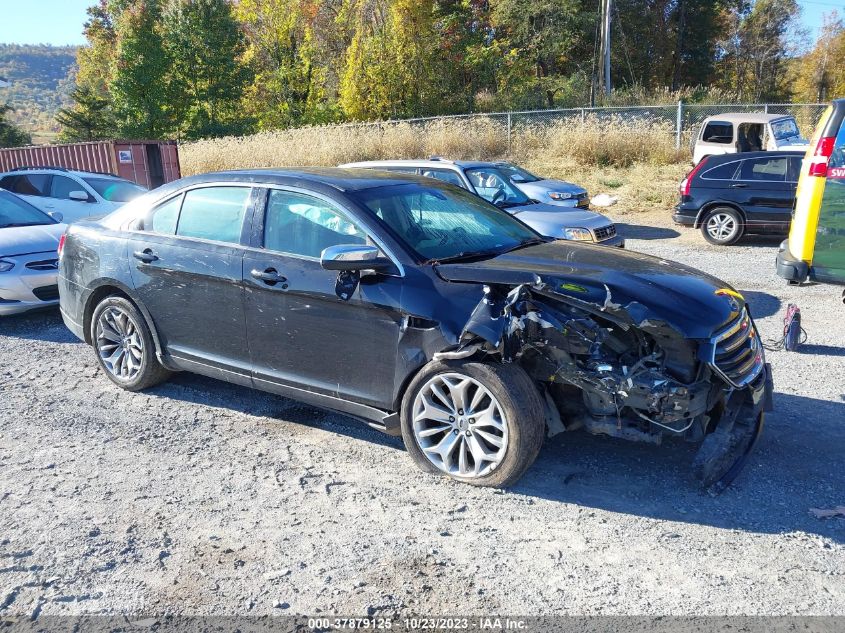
[400,360,545,487]
[90,296,171,391]
[701,206,744,245]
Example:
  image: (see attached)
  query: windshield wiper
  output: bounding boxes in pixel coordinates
[427,248,505,265]
[0,222,46,229]
[499,201,532,209]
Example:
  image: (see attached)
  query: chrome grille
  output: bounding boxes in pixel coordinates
[26,259,59,271]
[593,224,617,241]
[709,308,764,388]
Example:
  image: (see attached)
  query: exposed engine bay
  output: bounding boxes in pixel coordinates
[435,281,772,492]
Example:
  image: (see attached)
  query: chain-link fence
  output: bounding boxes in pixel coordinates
[356,102,828,154]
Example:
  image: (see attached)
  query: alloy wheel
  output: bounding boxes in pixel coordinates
[95,306,144,380]
[706,212,738,242]
[412,372,509,478]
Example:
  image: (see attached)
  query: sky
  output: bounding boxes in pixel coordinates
[0,0,841,48]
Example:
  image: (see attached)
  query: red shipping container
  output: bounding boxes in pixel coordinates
[0,140,181,189]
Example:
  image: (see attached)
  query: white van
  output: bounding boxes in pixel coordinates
[692,113,809,165]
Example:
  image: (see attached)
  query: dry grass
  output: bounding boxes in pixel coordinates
[180,116,691,213]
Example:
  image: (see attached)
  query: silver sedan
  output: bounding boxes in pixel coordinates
[494,162,590,208]
[0,189,65,316]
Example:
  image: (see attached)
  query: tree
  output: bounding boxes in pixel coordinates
[163,0,253,139]
[792,12,845,102]
[110,0,174,138]
[0,104,32,147]
[56,86,115,141]
[234,0,334,130]
[717,0,802,101]
[489,0,596,109]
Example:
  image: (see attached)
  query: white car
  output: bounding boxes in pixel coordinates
[0,188,66,316]
[0,167,147,223]
[692,113,810,165]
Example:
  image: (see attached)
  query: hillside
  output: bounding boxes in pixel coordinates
[0,44,77,143]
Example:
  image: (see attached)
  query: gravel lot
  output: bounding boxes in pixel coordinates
[1,212,844,618]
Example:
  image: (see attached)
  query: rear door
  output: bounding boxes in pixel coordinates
[128,185,256,376]
[733,156,794,232]
[0,173,52,212]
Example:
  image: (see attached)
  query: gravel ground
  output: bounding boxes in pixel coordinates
[1,212,844,618]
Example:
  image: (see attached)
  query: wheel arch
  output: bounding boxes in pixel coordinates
[694,201,747,229]
[82,280,164,358]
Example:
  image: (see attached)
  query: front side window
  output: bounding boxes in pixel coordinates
[264,190,367,258]
[147,194,183,235]
[352,183,539,261]
[3,174,51,197]
[464,167,531,207]
[50,175,89,201]
[176,187,251,243]
[739,157,787,182]
[83,177,146,203]
[702,122,733,144]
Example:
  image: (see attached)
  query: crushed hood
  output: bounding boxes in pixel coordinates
[434,241,742,339]
[0,223,65,257]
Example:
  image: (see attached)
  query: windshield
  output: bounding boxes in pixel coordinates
[83,177,147,203]
[463,167,532,206]
[771,118,801,141]
[0,190,55,228]
[351,183,540,261]
[495,163,541,183]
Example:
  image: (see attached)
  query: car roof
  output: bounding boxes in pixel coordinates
[174,167,438,193]
[0,167,127,180]
[340,159,506,170]
[701,113,794,124]
[701,151,806,165]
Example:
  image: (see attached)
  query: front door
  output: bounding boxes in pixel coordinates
[128,186,254,373]
[243,188,404,409]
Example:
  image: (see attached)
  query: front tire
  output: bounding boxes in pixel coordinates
[400,360,545,487]
[701,206,744,245]
[91,296,171,391]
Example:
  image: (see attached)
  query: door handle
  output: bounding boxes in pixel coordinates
[730,183,748,188]
[251,267,288,286]
[133,249,159,263]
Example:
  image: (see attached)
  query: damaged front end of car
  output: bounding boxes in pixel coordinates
[433,276,773,493]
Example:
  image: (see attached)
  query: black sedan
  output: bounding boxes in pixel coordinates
[673,151,804,245]
[58,169,772,489]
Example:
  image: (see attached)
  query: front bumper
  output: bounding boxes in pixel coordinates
[597,234,625,248]
[0,252,60,316]
[775,239,809,283]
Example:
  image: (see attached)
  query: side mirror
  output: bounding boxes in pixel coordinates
[320,244,393,272]
[69,191,89,202]
[47,211,64,223]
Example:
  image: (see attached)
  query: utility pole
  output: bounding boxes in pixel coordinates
[597,0,612,98]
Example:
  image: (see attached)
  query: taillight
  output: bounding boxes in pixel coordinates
[57,234,66,258]
[808,136,835,177]
[681,157,709,196]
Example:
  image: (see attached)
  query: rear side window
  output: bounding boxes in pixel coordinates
[702,122,733,144]
[264,190,366,258]
[50,175,89,201]
[787,157,802,182]
[701,161,740,180]
[176,187,251,243]
[739,157,787,182]
[2,174,51,197]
